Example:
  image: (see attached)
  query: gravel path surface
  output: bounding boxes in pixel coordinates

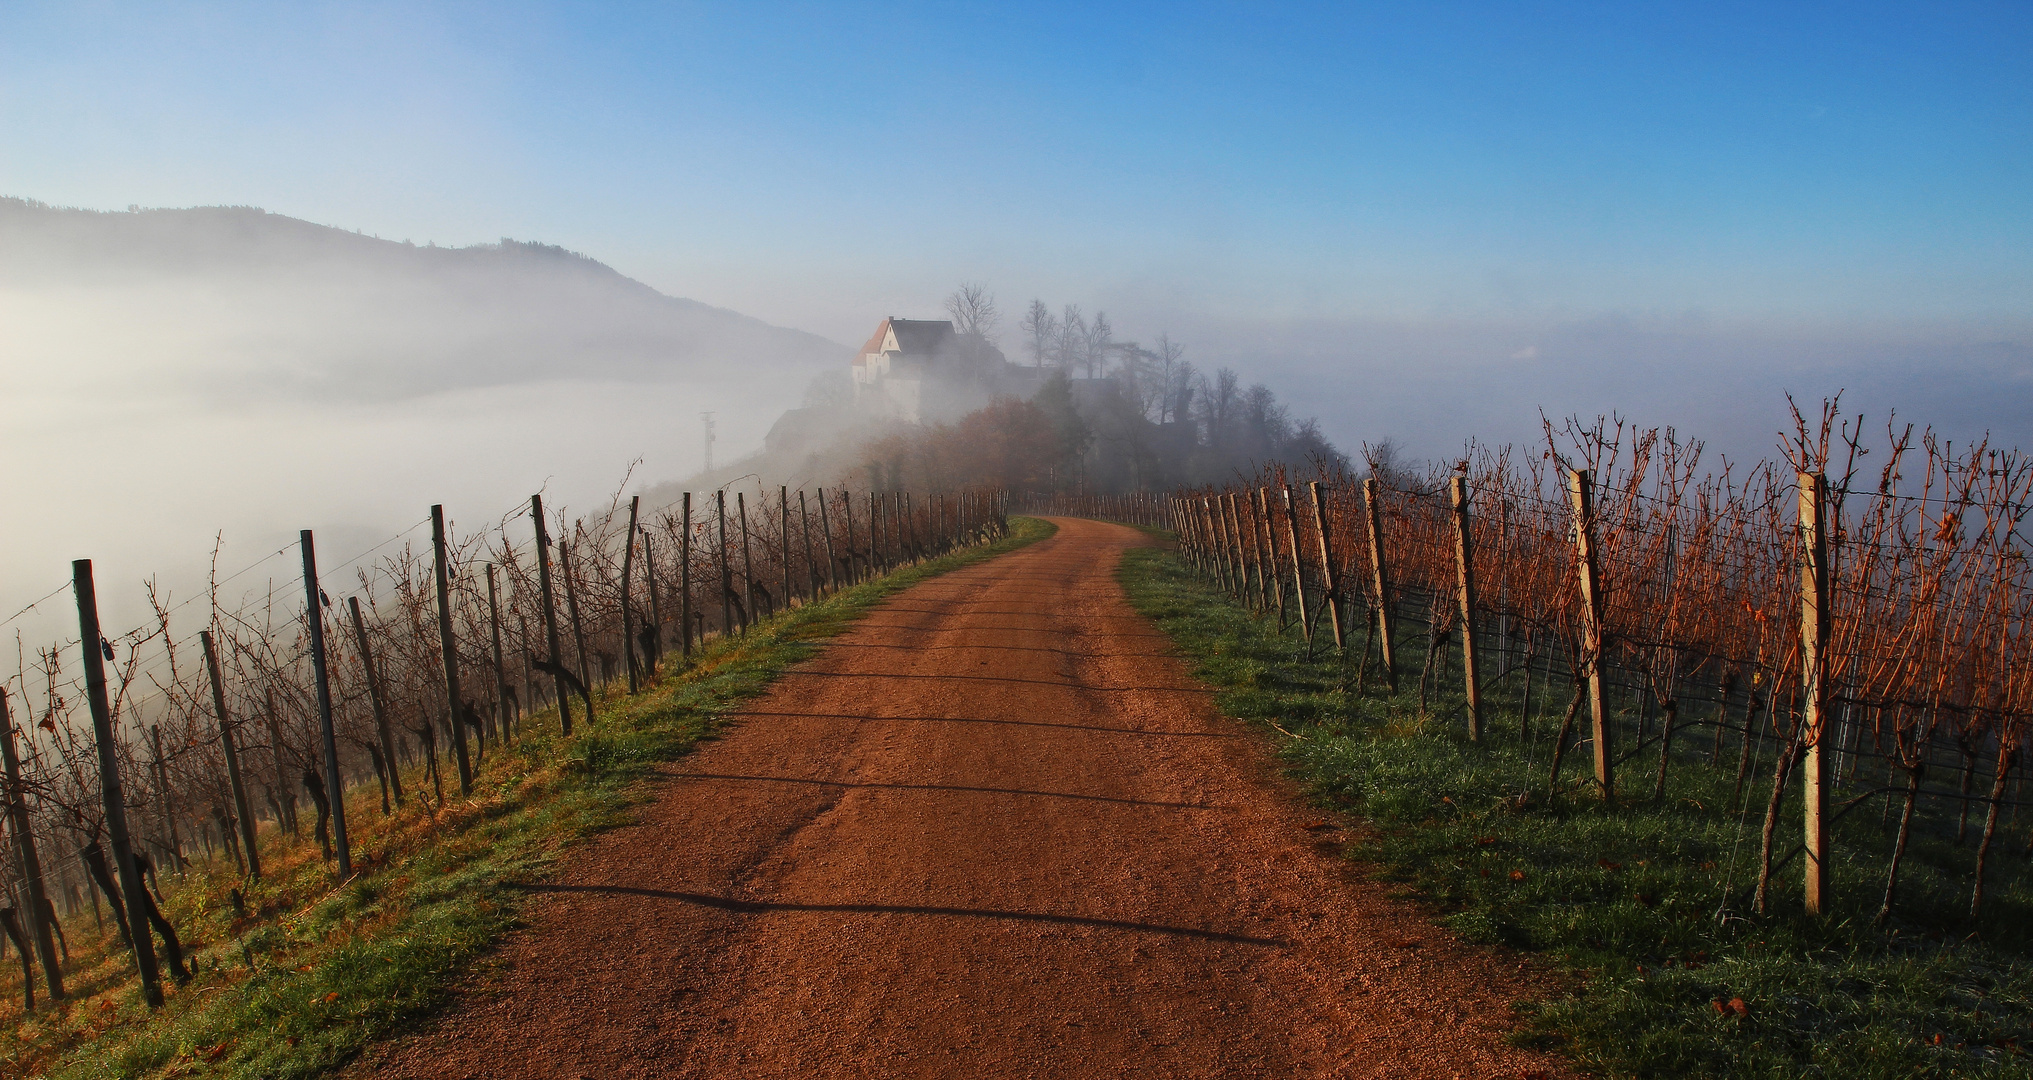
[361,517,1567,1079]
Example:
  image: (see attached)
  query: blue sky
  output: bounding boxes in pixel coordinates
[4,0,2027,337]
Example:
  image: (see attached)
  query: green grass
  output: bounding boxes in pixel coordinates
[4,517,1054,1080]
[1119,542,2033,1079]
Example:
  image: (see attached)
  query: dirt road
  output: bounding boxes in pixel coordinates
[365,518,1564,1079]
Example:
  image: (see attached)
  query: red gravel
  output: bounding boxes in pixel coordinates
[359,518,1570,1079]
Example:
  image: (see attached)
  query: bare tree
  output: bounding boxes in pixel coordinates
[944,283,1000,340]
[1056,305,1086,373]
[1021,299,1056,368]
[1085,311,1114,379]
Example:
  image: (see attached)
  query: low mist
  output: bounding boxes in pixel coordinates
[0,198,844,637]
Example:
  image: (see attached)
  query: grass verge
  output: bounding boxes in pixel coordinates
[1119,540,2033,1080]
[3,517,1054,1080]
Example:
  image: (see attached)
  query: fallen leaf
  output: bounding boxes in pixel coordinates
[1597,858,1622,871]
[324,991,340,1003]
[1476,835,1497,845]
[1510,869,1527,881]
[1729,998,1749,1017]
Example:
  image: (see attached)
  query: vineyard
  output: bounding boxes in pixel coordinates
[1032,399,2033,929]
[0,480,1007,1039]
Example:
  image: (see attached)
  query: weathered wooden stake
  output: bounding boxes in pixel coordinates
[1309,482,1346,653]
[737,492,763,617]
[1361,478,1397,689]
[780,486,795,607]
[431,506,474,793]
[297,535,353,874]
[717,491,737,634]
[640,531,663,673]
[343,599,404,809]
[200,631,263,875]
[680,493,696,656]
[1449,476,1483,741]
[799,490,820,600]
[1565,469,1612,803]
[531,494,573,734]
[1247,491,1274,610]
[0,691,63,999]
[622,496,641,695]
[559,538,594,719]
[817,489,840,592]
[841,490,861,584]
[1281,487,1311,641]
[1223,493,1250,601]
[1799,470,1830,914]
[1257,488,1286,621]
[486,565,512,739]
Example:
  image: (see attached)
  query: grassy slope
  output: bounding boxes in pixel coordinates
[1118,541,2033,1080]
[1,517,1054,1080]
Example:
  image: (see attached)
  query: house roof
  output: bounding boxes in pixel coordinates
[887,318,954,357]
[854,316,956,367]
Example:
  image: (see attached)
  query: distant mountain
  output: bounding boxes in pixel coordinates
[0,197,848,402]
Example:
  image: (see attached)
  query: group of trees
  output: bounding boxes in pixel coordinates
[863,285,1348,495]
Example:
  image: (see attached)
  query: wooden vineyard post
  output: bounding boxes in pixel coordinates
[737,492,762,617]
[717,492,738,633]
[622,495,641,695]
[817,489,840,593]
[531,494,573,734]
[298,534,353,874]
[842,491,861,585]
[0,691,63,1000]
[798,491,819,600]
[147,728,182,867]
[1450,476,1483,742]
[780,487,795,607]
[431,506,474,793]
[901,493,915,562]
[680,493,696,657]
[1565,469,1612,803]
[1257,488,1286,620]
[1309,482,1346,653]
[200,630,263,876]
[1799,470,1831,915]
[1281,487,1311,642]
[640,531,663,674]
[1237,492,1263,607]
[1252,491,1278,613]
[1362,478,1398,691]
[1224,493,1251,603]
[1195,504,1211,589]
[559,539,594,717]
[1215,497,1239,595]
[868,493,883,574]
[262,689,297,836]
[78,560,162,1008]
[486,565,512,738]
[1212,496,1236,595]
